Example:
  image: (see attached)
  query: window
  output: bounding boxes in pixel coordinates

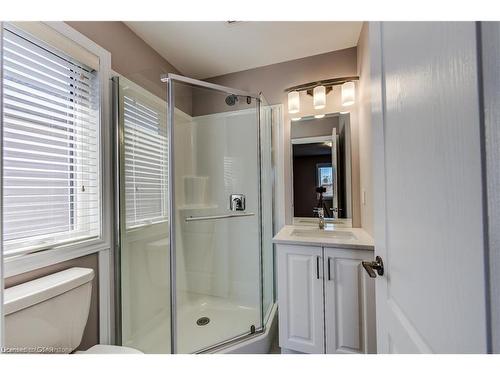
[2,27,100,256]
[122,84,167,229]
[317,163,333,198]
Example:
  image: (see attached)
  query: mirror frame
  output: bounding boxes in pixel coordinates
[289,112,353,225]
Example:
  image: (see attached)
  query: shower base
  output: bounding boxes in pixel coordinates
[211,302,278,354]
[124,292,276,354]
[177,292,261,353]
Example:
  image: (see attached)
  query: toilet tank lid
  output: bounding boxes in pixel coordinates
[4,267,94,315]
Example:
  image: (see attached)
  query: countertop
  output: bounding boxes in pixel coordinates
[273,224,374,250]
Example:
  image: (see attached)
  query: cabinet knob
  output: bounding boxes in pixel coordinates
[362,256,384,278]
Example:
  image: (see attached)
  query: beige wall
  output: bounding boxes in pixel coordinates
[5,254,100,351]
[357,23,373,236]
[206,47,361,227]
[66,21,181,102]
[67,21,193,115]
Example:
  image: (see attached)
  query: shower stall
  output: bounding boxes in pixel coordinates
[114,74,277,353]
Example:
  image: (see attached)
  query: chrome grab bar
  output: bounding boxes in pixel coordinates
[185,212,255,222]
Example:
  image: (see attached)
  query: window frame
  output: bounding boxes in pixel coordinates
[2,26,101,255]
[2,22,112,278]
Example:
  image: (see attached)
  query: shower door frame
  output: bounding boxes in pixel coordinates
[162,73,265,353]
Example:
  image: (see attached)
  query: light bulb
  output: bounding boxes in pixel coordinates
[288,91,300,114]
[313,85,326,109]
[341,81,355,106]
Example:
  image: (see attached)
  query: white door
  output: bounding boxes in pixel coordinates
[324,247,376,354]
[371,22,489,353]
[277,244,324,353]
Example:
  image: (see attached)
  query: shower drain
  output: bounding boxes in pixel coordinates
[196,317,210,326]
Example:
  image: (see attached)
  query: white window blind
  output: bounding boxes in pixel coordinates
[2,27,100,256]
[123,85,168,229]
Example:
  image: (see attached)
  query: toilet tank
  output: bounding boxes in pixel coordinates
[4,267,94,354]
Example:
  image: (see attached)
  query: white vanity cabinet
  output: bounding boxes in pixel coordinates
[324,247,376,354]
[277,243,376,354]
[277,244,325,353]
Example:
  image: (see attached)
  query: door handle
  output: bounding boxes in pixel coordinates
[316,256,320,279]
[362,256,384,278]
[327,257,332,281]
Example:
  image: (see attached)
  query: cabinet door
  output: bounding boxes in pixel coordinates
[277,244,324,354]
[324,248,376,354]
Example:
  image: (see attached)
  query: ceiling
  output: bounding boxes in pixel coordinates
[125,22,363,79]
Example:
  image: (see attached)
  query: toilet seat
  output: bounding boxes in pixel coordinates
[76,344,143,354]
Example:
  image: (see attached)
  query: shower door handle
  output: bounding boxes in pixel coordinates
[185,212,255,222]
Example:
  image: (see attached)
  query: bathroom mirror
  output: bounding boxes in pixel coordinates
[291,113,352,225]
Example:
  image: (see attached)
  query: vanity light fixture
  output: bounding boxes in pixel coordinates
[285,76,359,115]
[341,81,355,107]
[288,91,300,114]
[314,114,325,119]
[313,85,326,109]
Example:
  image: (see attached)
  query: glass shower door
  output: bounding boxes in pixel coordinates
[114,76,171,353]
[168,76,263,353]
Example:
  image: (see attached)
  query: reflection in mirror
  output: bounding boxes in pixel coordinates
[291,113,352,225]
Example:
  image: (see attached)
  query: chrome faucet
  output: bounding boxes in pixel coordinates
[314,207,325,229]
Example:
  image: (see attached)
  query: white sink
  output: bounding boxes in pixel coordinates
[290,228,357,240]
